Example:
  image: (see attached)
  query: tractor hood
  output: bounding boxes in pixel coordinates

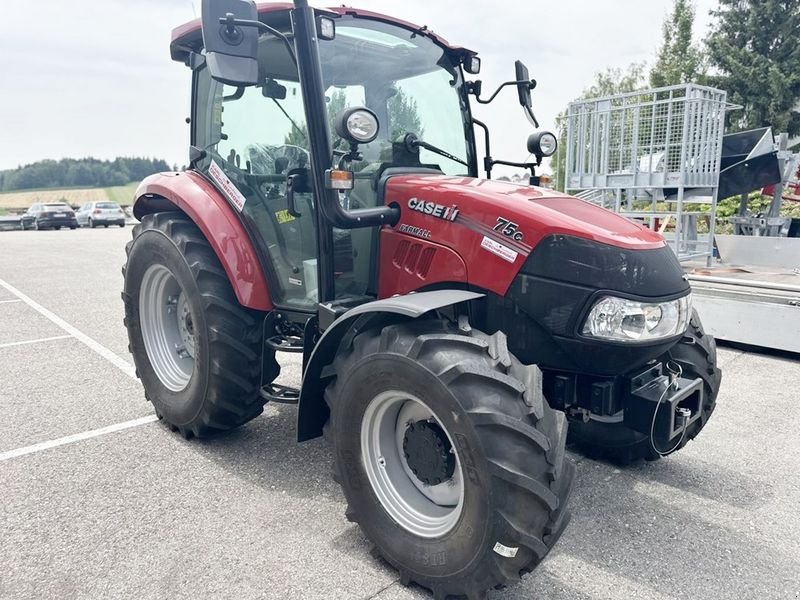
[381,174,671,298]
[387,174,665,251]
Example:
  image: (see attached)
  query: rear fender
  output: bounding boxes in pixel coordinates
[296,290,483,441]
[133,171,272,311]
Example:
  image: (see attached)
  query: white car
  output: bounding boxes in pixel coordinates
[75,201,126,228]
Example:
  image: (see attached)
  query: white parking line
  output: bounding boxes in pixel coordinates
[0,415,159,462]
[0,299,22,304]
[0,334,73,350]
[0,277,137,379]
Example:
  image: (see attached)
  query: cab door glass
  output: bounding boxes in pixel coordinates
[195,61,319,310]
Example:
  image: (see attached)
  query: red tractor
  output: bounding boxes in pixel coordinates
[122,1,721,597]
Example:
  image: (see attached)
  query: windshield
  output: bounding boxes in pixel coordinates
[319,17,474,176]
[45,203,70,210]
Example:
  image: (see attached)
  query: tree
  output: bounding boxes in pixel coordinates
[650,0,704,88]
[0,157,171,192]
[706,0,800,136]
[553,63,647,191]
[387,88,424,140]
[284,90,349,147]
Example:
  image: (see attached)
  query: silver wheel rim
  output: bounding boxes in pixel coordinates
[361,391,464,538]
[139,264,195,392]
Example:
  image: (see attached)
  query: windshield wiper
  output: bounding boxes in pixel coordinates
[402,133,468,167]
[271,98,307,144]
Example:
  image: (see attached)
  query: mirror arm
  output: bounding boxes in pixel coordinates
[218,15,297,65]
[471,79,535,105]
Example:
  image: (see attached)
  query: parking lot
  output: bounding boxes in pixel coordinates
[0,226,798,600]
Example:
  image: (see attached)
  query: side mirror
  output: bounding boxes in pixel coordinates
[201,0,260,86]
[514,60,533,108]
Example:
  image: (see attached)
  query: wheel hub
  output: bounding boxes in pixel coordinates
[402,420,455,486]
[139,264,195,392]
[361,391,464,538]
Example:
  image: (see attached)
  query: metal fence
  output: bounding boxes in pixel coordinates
[565,84,729,263]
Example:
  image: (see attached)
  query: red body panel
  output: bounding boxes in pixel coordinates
[379,175,666,298]
[377,229,468,298]
[171,4,473,59]
[134,172,272,311]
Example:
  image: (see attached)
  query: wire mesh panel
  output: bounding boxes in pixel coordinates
[565,84,728,263]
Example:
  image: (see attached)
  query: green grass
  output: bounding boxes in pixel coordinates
[104,182,139,205]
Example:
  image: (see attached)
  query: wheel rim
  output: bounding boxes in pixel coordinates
[361,391,464,538]
[139,264,195,392]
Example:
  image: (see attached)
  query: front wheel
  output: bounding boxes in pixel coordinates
[88,218,95,228]
[122,212,267,438]
[325,319,574,599]
[568,310,721,463]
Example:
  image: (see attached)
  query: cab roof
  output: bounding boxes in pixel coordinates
[170,3,475,64]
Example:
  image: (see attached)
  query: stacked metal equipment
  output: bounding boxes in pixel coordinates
[564,84,728,265]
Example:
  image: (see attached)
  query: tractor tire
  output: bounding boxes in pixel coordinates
[122,211,267,439]
[568,310,721,464]
[324,318,575,599]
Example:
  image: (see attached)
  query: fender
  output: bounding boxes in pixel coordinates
[133,171,272,311]
[296,289,483,442]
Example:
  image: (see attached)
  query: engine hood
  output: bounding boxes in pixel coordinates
[380,174,670,298]
[388,175,665,250]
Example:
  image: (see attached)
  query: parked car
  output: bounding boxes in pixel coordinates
[20,203,78,230]
[75,201,126,228]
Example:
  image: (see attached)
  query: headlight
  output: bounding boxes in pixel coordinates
[527,131,558,157]
[335,106,380,145]
[582,294,692,342]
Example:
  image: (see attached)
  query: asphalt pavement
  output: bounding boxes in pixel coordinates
[0,226,798,600]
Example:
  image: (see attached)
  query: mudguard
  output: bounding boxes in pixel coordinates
[133,171,272,310]
[296,290,484,441]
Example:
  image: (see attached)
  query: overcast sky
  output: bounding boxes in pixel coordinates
[0,0,718,173]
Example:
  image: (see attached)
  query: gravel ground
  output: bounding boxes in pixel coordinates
[0,227,798,600]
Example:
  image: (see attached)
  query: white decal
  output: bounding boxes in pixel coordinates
[288,277,303,286]
[481,236,518,263]
[493,542,518,558]
[208,160,247,212]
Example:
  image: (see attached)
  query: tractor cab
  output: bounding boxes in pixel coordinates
[171,1,549,314]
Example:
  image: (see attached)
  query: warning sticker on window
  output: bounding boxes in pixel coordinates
[208,160,247,212]
[480,236,518,263]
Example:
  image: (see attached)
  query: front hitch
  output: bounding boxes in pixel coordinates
[623,363,704,446]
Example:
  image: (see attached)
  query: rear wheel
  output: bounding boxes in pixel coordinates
[122,212,267,438]
[568,310,721,463]
[325,318,574,599]
[89,218,95,228]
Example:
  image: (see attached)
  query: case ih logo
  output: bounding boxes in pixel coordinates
[407,198,459,221]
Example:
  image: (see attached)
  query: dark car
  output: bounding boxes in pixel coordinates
[21,202,79,230]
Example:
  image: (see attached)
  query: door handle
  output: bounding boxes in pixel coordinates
[286,173,302,218]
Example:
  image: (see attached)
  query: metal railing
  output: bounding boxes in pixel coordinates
[565,84,729,263]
